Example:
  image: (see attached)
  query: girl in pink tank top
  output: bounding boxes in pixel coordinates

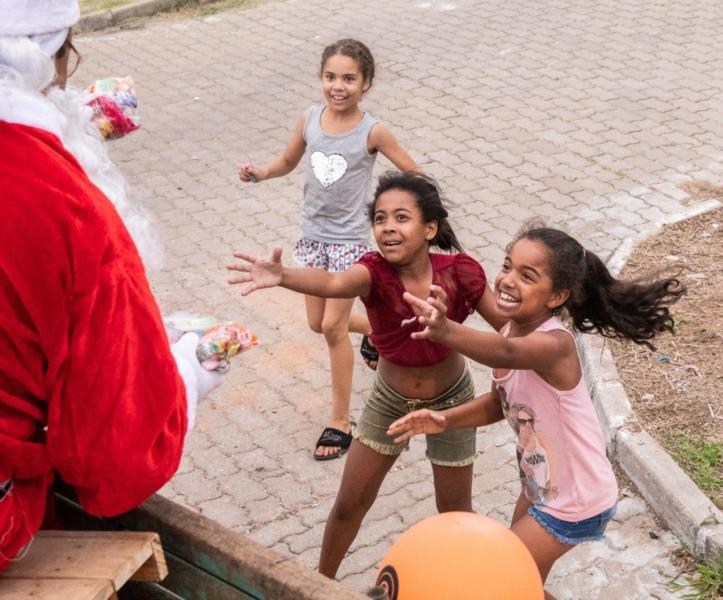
[388,225,685,599]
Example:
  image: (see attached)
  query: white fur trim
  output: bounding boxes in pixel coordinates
[30,29,69,57]
[0,1,79,37]
[0,85,64,140]
[170,346,199,433]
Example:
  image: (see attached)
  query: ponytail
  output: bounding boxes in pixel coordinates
[520,227,686,348]
[370,171,463,253]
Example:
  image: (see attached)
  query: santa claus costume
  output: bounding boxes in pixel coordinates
[0,0,214,570]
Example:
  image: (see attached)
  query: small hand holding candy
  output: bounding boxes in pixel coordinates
[238,163,264,183]
[402,284,451,342]
[227,246,284,296]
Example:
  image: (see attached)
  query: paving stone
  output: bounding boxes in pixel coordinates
[76,0,723,594]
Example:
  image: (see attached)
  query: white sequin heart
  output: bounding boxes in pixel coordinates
[310,151,348,187]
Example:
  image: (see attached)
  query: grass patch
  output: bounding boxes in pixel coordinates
[79,0,131,13]
[671,558,723,600]
[79,0,259,15]
[669,435,723,508]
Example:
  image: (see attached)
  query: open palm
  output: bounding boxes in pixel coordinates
[227,246,283,296]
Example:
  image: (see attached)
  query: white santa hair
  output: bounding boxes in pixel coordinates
[0,1,164,269]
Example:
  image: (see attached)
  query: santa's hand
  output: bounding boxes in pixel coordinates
[227,246,283,296]
[402,285,450,341]
[387,409,448,444]
[171,332,224,431]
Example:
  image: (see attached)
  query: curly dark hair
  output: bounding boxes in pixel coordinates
[514,227,686,349]
[369,171,462,252]
[319,39,375,87]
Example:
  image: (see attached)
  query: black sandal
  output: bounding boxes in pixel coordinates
[314,427,353,461]
[360,335,379,370]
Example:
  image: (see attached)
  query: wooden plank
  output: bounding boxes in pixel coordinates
[153,552,259,600]
[131,535,168,582]
[36,530,168,581]
[0,577,113,600]
[54,489,368,600]
[113,495,369,600]
[117,580,186,600]
[0,531,158,589]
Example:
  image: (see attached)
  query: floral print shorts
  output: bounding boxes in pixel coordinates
[293,238,372,273]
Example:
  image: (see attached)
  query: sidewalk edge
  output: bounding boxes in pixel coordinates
[77,0,216,33]
[578,198,722,563]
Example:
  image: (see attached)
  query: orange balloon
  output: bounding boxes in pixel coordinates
[375,512,544,600]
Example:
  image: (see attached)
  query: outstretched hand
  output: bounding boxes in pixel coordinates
[227,246,283,296]
[402,284,450,342]
[387,409,448,444]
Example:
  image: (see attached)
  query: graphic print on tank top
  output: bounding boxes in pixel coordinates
[310,150,348,187]
[499,387,558,506]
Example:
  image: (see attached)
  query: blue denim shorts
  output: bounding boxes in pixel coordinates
[528,504,617,545]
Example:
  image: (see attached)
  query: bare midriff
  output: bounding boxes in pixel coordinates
[377,351,466,399]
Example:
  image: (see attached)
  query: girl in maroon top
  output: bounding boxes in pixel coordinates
[228,171,503,578]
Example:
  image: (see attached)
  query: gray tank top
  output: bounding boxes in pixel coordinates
[299,105,377,243]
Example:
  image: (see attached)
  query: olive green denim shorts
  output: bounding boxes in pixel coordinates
[352,368,477,467]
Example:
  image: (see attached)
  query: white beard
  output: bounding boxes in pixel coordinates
[0,36,163,270]
[46,85,165,270]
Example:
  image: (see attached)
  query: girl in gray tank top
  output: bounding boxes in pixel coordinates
[237,39,418,462]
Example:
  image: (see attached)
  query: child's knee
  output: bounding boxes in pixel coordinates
[321,319,349,343]
[308,320,323,334]
[331,492,373,522]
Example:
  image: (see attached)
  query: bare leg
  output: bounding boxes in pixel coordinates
[316,297,356,458]
[509,493,574,600]
[304,294,325,335]
[431,463,474,512]
[348,312,371,336]
[318,440,398,577]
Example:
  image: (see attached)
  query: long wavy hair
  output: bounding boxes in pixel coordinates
[515,226,686,348]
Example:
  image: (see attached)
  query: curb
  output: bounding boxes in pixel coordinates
[579,197,723,563]
[76,0,217,33]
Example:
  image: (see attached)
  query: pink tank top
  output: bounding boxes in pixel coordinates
[492,316,618,521]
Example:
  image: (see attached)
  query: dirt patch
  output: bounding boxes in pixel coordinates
[608,201,722,506]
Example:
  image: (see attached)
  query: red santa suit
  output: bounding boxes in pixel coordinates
[0,120,187,570]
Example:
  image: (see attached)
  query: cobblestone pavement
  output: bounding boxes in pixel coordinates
[77,0,723,596]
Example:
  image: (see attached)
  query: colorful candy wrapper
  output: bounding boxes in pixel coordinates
[85,76,140,140]
[196,323,258,373]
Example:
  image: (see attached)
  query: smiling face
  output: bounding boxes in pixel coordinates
[493,238,570,326]
[372,189,437,265]
[321,53,369,113]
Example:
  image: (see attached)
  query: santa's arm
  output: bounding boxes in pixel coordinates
[46,202,191,517]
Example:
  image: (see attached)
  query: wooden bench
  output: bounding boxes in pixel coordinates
[28,485,370,599]
[0,530,167,599]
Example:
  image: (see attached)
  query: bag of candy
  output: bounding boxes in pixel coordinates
[196,323,258,373]
[86,76,140,140]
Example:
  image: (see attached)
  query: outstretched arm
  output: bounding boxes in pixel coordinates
[227,246,371,298]
[239,111,307,183]
[387,383,503,444]
[404,285,573,371]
